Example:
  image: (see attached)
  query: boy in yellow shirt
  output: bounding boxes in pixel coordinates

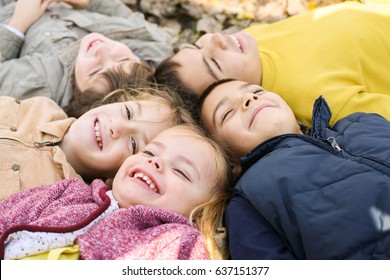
[155,0,390,127]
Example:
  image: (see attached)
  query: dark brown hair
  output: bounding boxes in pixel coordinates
[154,57,200,118]
[64,61,154,118]
[198,79,236,114]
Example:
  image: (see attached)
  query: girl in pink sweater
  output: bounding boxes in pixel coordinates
[0,124,233,260]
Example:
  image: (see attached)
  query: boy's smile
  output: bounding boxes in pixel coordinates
[201,80,302,158]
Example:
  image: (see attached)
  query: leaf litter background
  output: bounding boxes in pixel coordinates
[122,0,345,51]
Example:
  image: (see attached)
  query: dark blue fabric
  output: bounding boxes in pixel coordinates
[226,194,295,259]
[227,97,390,259]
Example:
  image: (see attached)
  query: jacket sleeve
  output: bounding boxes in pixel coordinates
[80,1,173,67]
[0,53,60,101]
[0,25,23,62]
[0,185,49,237]
[0,0,14,8]
[0,179,93,236]
[226,194,295,260]
[87,0,134,18]
[0,1,24,62]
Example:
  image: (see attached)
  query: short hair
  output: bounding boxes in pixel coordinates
[154,57,200,118]
[197,78,236,113]
[64,61,154,118]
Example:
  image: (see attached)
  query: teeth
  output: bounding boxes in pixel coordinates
[230,35,241,51]
[94,121,102,148]
[134,172,159,193]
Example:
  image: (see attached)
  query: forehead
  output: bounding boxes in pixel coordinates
[88,61,135,86]
[206,80,249,103]
[173,48,218,95]
[155,129,214,154]
[93,98,167,113]
[154,128,218,181]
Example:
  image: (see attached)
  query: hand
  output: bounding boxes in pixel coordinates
[8,0,55,34]
[54,0,90,9]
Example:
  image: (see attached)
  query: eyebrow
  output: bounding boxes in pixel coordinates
[182,44,219,81]
[211,82,254,128]
[212,98,227,128]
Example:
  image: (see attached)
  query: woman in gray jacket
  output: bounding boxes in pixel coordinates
[0,0,173,117]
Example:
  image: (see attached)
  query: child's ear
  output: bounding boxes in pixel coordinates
[105,178,114,187]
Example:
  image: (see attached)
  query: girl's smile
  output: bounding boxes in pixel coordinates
[131,170,160,194]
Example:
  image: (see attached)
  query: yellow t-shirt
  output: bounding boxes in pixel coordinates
[245,1,390,127]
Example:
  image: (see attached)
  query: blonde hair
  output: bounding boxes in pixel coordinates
[170,124,234,260]
[92,83,195,127]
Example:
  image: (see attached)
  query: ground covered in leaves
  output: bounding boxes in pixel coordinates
[123,0,345,51]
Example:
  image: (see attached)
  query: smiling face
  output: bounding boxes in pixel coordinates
[61,98,173,179]
[75,33,141,92]
[172,31,262,96]
[201,80,301,158]
[112,126,219,217]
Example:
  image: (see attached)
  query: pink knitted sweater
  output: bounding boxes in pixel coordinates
[0,178,209,260]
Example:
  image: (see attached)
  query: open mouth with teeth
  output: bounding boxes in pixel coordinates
[133,172,160,193]
[230,35,242,52]
[94,119,103,150]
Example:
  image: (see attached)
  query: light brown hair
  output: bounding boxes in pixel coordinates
[64,61,154,118]
[92,83,196,127]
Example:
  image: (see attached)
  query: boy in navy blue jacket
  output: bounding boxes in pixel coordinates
[198,79,390,260]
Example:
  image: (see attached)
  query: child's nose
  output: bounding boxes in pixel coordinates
[110,118,130,139]
[242,92,258,110]
[209,33,228,50]
[147,157,163,171]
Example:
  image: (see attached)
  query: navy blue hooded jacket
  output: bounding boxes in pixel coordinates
[226,97,390,259]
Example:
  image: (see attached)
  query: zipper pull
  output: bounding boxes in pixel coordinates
[327,137,342,152]
[34,141,55,148]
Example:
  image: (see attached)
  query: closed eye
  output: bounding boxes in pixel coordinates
[190,42,219,80]
[89,68,102,77]
[222,109,233,125]
[174,168,191,182]
[118,58,130,62]
[192,42,221,72]
[142,149,154,157]
[254,89,264,95]
[211,58,222,71]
